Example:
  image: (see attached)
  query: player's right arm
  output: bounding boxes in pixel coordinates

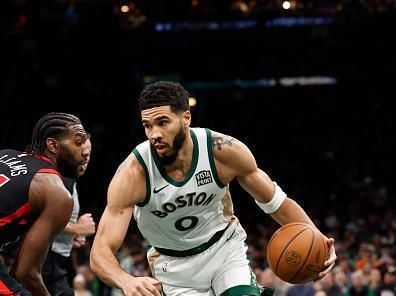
[11,173,73,295]
[90,154,161,296]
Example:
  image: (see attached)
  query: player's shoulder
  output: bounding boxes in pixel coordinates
[107,151,147,206]
[32,173,70,195]
[0,148,18,154]
[208,129,228,138]
[208,129,246,156]
[209,129,256,175]
[30,173,72,212]
[208,129,239,143]
[114,150,146,180]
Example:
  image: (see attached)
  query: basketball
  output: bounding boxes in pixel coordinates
[266,222,329,284]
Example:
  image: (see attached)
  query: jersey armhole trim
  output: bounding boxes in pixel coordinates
[205,128,226,188]
[132,149,151,207]
[37,168,61,176]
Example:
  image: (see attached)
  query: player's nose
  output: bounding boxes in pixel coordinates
[150,127,163,143]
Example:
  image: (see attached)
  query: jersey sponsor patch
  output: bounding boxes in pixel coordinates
[0,174,10,188]
[195,170,213,187]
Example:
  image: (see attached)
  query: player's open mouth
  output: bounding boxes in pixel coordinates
[155,144,166,154]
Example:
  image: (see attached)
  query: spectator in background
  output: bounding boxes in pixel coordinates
[256,267,290,296]
[369,269,382,292]
[374,241,395,270]
[333,267,349,294]
[43,138,96,295]
[286,283,315,296]
[317,272,343,296]
[344,270,375,296]
[73,274,93,296]
[375,266,396,296]
[338,258,354,280]
[77,264,101,296]
[380,290,395,296]
[356,244,377,271]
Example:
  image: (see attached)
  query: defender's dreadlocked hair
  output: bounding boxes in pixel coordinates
[138,81,190,112]
[26,112,82,155]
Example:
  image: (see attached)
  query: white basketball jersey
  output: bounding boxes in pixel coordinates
[133,128,233,253]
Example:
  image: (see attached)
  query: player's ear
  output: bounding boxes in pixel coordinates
[46,138,58,154]
[182,111,191,128]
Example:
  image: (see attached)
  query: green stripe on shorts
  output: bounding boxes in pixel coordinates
[221,285,261,296]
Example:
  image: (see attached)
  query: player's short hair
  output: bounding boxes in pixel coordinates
[26,112,82,155]
[138,81,190,112]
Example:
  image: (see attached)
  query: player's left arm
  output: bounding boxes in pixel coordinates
[212,131,336,278]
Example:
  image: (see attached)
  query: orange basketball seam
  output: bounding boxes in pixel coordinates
[288,227,315,283]
[274,226,310,277]
[268,222,310,246]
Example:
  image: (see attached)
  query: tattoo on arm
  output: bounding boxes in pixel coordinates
[212,135,235,151]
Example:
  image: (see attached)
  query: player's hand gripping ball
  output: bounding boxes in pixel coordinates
[267,222,330,284]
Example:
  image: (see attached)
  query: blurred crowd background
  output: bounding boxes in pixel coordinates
[1,0,395,295]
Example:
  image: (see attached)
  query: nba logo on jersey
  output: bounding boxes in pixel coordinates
[162,262,169,272]
[195,170,213,187]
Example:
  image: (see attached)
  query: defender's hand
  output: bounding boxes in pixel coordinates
[77,213,96,235]
[73,235,86,248]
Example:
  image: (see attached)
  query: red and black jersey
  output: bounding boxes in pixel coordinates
[0,149,61,253]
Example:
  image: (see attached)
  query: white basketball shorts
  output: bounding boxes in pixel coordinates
[147,221,261,296]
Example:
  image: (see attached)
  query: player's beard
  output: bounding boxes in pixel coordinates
[157,124,186,166]
[56,149,80,179]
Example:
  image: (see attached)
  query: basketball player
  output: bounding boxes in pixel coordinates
[42,137,95,295]
[0,112,88,295]
[90,82,337,296]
